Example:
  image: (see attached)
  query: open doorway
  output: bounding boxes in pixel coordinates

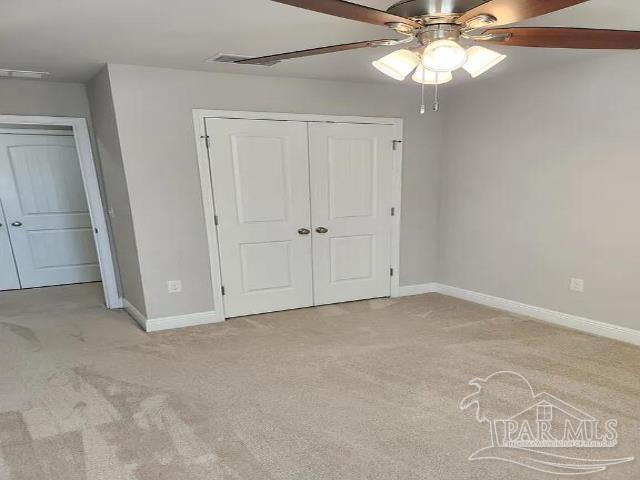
[0,115,119,309]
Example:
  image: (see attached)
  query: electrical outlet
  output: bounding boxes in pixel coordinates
[167,280,182,293]
[569,278,584,293]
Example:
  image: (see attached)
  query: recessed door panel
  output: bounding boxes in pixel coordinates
[329,138,376,219]
[310,123,394,305]
[232,136,290,224]
[0,134,101,288]
[10,145,88,214]
[330,235,374,282]
[240,241,293,292]
[28,229,97,268]
[206,118,313,317]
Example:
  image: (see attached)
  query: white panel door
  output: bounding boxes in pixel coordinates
[0,133,100,288]
[0,199,20,290]
[309,123,394,305]
[206,118,314,317]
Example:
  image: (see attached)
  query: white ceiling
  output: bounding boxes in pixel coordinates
[0,0,638,84]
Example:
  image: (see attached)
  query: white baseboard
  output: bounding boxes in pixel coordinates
[397,282,440,297]
[123,284,640,345]
[122,299,224,332]
[145,311,224,332]
[108,297,124,309]
[122,299,146,330]
[397,283,640,347]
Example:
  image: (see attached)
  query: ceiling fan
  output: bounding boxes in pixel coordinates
[236,0,640,111]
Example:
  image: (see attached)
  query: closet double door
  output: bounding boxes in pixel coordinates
[206,118,395,318]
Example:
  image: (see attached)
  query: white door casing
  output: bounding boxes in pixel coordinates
[0,133,101,288]
[0,199,20,290]
[206,118,314,317]
[309,123,394,305]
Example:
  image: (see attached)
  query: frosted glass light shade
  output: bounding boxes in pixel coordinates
[463,46,506,78]
[372,49,420,81]
[422,39,468,73]
[412,66,453,85]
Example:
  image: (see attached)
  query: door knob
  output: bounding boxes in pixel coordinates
[315,227,328,234]
[11,221,22,227]
[297,228,310,235]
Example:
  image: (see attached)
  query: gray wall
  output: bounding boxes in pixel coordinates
[0,78,91,118]
[86,68,146,315]
[439,51,640,330]
[104,64,442,319]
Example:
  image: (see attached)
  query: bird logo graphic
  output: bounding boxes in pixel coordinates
[460,371,634,475]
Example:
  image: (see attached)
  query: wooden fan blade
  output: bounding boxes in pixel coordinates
[273,0,421,29]
[235,39,397,65]
[458,0,589,27]
[480,28,640,49]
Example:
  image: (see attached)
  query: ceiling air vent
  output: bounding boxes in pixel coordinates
[0,69,50,79]
[205,53,278,66]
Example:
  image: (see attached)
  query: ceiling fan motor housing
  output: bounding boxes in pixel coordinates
[386,0,489,23]
[417,24,462,45]
[385,0,497,37]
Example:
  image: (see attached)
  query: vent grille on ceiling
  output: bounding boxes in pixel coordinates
[205,53,277,66]
[0,69,50,79]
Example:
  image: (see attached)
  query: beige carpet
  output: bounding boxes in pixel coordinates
[0,283,638,479]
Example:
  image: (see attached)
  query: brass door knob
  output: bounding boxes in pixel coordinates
[297,228,310,235]
[315,227,328,234]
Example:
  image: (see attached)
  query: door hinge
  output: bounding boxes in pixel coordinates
[201,135,210,149]
[391,207,395,217]
[221,285,225,296]
[390,268,394,277]
[392,140,402,151]
[94,227,99,234]
[214,215,219,226]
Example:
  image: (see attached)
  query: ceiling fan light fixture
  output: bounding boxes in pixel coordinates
[462,46,507,78]
[412,66,452,85]
[421,39,468,73]
[372,49,420,81]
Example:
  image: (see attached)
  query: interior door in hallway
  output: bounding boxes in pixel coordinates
[206,118,314,317]
[0,132,101,288]
[309,122,394,305]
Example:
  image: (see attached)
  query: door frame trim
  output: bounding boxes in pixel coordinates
[193,109,403,319]
[0,114,121,309]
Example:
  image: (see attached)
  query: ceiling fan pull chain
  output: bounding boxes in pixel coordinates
[433,77,440,112]
[419,67,426,115]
